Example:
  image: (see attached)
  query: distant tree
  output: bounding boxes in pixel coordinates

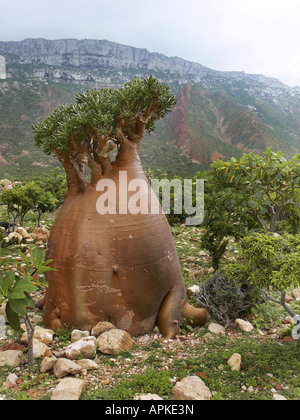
[35,191,58,227]
[1,187,26,232]
[1,182,44,231]
[18,182,44,227]
[36,168,67,206]
[199,149,300,269]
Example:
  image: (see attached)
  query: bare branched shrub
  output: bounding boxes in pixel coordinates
[196,271,261,328]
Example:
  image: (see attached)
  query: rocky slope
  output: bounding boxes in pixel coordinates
[0,38,299,178]
[164,83,298,167]
[0,38,209,75]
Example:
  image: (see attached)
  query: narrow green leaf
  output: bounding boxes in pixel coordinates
[8,290,27,300]
[44,259,54,266]
[33,257,39,269]
[0,273,4,294]
[5,301,21,331]
[2,271,15,295]
[36,266,55,274]
[23,292,36,309]
[18,250,30,265]
[12,278,39,294]
[8,298,27,315]
[32,247,43,266]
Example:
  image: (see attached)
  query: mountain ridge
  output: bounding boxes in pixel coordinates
[0,38,299,179]
[0,37,210,78]
[1,38,299,91]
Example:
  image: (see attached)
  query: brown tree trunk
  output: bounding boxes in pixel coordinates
[57,152,89,195]
[44,144,208,337]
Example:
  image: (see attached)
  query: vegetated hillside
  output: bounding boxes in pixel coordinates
[1,77,299,180]
[164,83,300,168]
[0,79,201,179]
[0,38,299,179]
[0,80,84,179]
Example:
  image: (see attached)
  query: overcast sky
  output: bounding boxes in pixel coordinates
[1,0,300,87]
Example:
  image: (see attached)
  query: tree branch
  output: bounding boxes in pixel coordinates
[265,290,297,319]
[24,313,35,366]
[253,212,268,233]
[55,150,88,194]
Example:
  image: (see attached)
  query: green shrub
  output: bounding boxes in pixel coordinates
[227,233,300,292]
[226,233,300,334]
[54,328,72,345]
[127,369,173,396]
[0,230,5,247]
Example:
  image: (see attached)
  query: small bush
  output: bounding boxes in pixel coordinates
[196,271,261,327]
[0,229,5,247]
[128,369,173,396]
[54,328,72,345]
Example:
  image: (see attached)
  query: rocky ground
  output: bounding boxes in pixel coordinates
[0,223,299,401]
[0,314,299,401]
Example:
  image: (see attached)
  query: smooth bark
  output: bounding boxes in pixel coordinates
[43,143,208,337]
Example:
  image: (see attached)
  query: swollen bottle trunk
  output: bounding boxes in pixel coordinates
[43,147,207,337]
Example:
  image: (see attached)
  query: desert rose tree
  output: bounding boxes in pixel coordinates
[32,76,208,338]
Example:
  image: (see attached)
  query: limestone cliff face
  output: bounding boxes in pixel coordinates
[0,38,209,76]
[1,38,299,98]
